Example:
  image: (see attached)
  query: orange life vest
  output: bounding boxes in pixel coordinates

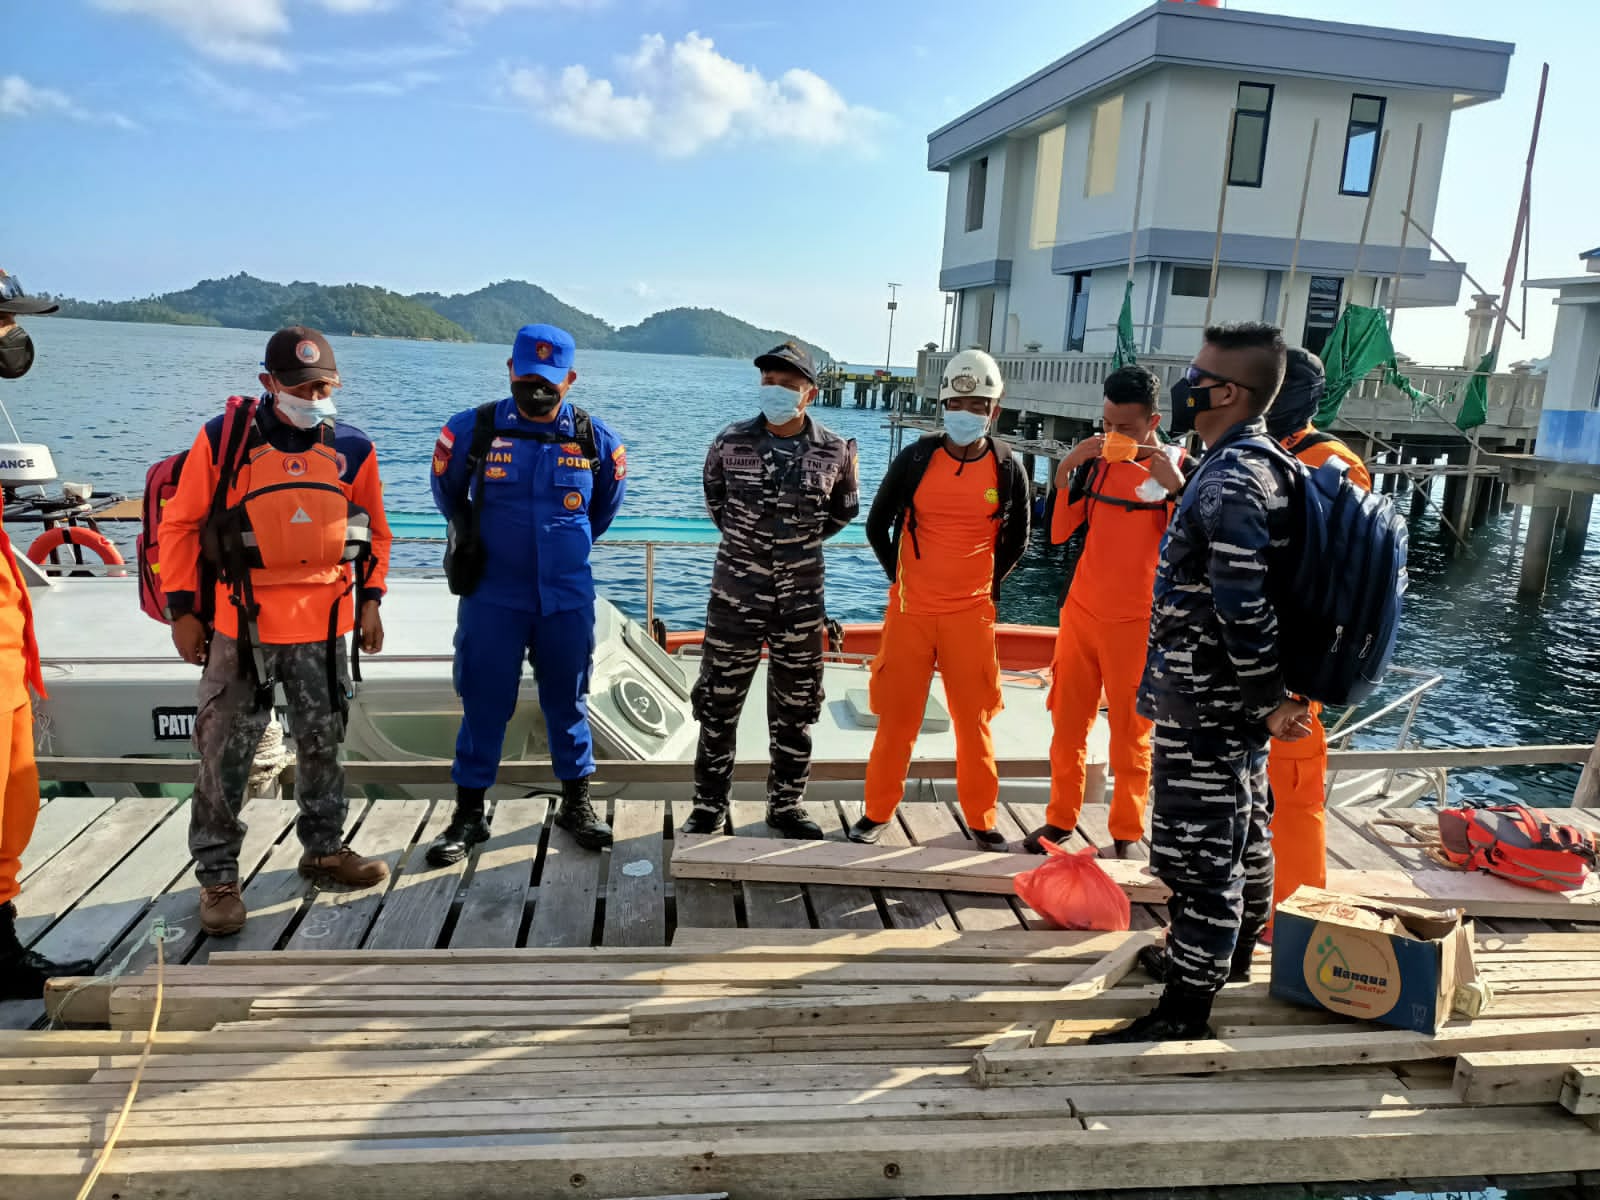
[218,435,371,589]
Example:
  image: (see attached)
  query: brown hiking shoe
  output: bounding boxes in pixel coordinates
[199,883,246,937]
[298,845,390,889]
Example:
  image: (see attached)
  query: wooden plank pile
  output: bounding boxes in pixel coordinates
[10,929,1600,1200]
[671,835,1600,921]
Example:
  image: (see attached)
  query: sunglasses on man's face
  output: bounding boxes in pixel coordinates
[1183,364,1251,393]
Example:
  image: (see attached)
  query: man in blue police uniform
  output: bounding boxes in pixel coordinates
[1091,322,1310,1045]
[426,324,627,864]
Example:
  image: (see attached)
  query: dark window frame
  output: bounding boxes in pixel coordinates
[965,156,989,232]
[1171,266,1213,298]
[1339,93,1387,197]
[1227,82,1274,188]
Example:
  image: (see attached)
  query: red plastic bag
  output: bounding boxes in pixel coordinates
[1013,839,1131,931]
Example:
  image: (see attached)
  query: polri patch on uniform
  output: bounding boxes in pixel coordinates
[432,452,449,477]
[563,491,583,511]
[611,445,627,479]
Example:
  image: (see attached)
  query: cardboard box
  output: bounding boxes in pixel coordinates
[1269,886,1478,1033]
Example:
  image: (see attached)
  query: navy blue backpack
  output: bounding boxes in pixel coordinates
[1243,437,1409,707]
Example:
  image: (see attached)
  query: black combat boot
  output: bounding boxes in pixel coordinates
[1138,941,1256,985]
[972,828,1009,853]
[1087,981,1217,1045]
[679,801,729,836]
[0,901,95,1001]
[1101,840,1140,860]
[1022,823,1075,854]
[766,805,824,840]
[554,778,613,850]
[425,786,492,867]
[847,815,889,844]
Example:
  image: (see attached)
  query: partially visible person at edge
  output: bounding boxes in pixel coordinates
[1263,347,1371,917]
[161,327,394,938]
[680,342,859,840]
[1028,365,1187,860]
[426,324,627,864]
[1091,322,1311,1045]
[0,270,96,997]
[852,349,1031,850]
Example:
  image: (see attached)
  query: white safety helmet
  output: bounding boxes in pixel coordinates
[939,349,1005,402]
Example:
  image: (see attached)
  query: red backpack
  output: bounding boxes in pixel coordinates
[1436,805,1600,893]
[137,397,257,623]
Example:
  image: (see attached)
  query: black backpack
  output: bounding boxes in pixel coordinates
[1240,436,1408,707]
[444,402,599,596]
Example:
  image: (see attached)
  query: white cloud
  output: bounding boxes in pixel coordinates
[185,67,314,127]
[92,0,394,69]
[1,75,140,130]
[324,70,441,96]
[456,0,608,15]
[504,32,881,157]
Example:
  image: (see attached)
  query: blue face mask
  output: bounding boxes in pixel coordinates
[944,409,990,447]
[276,392,337,429]
[759,383,804,426]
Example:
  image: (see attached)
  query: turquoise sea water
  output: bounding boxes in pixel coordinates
[9,318,1598,805]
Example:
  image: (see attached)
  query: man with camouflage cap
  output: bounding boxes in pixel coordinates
[680,342,859,839]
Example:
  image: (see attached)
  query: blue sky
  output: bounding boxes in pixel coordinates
[4,0,1592,366]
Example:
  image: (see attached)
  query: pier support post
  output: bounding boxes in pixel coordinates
[1409,451,1432,520]
[1519,504,1559,598]
[1380,453,1400,495]
[1470,466,1495,528]
[1565,493,1593,552]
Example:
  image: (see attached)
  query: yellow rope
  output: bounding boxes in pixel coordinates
[74,920,165,1200]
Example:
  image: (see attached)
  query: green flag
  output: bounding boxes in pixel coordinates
[1456,349,1495,431]
[1113,280,1137,369]
[1314,305,1394,428]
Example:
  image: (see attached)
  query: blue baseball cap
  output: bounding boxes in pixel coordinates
[512,324,576,385]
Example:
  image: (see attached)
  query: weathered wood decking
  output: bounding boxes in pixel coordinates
[14,786,1600,1035]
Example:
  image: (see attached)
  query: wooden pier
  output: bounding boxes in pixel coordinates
[8,782,1600,1197]
[817,367,917,411]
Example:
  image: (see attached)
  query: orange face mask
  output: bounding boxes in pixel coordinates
[1102,431,1140,463]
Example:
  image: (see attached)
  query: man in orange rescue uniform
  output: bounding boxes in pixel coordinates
[0,271,96,998]
[851,349,1031,848]
[1025,366,1187,859]
[161,327,394,937]
[1263,348,1371,911]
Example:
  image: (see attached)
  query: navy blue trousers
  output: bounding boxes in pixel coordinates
[451,596,597,788]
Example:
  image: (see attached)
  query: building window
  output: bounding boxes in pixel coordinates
[1066,272,1092,351]
[1228,83,1273,188]
[1085,94,1123,197]
[1340,94,1386,196]
[965,156,988,232]
[1171,266,1213,298]
[1030,124,1066,249]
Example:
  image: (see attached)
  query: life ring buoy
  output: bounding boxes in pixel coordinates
[27,526,128,577]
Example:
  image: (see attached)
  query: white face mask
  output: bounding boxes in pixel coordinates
[276,392,337,430]
[944,408,990,447]
[759,383,804,426]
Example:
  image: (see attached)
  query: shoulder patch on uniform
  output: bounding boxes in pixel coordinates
[611,444,627,480]
[1195,475,1226,536]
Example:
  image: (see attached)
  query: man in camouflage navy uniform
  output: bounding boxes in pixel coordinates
[680,342,859,839]
[1092,322,1311,1044]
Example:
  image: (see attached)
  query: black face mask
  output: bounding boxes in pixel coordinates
[511,380,561,418]
[1168,377,1215,437]
[0,325,35,380]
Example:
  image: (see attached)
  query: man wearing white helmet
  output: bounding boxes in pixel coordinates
[854,349,1031,847]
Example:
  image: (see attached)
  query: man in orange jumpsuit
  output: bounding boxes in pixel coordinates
[0,272,96,998]
[851,350,1031,848]
[1025,366,1187,859]
[1264,348,1372,910]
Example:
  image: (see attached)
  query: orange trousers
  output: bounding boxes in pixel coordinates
[0,702,40,908]
[863,604,1003,830]
[1046,599,1151,843]
[1267,709,1329,909]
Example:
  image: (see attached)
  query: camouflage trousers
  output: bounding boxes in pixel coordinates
[190,633,351,886]
[690,596,825,820]
[1149,723,1274,993]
